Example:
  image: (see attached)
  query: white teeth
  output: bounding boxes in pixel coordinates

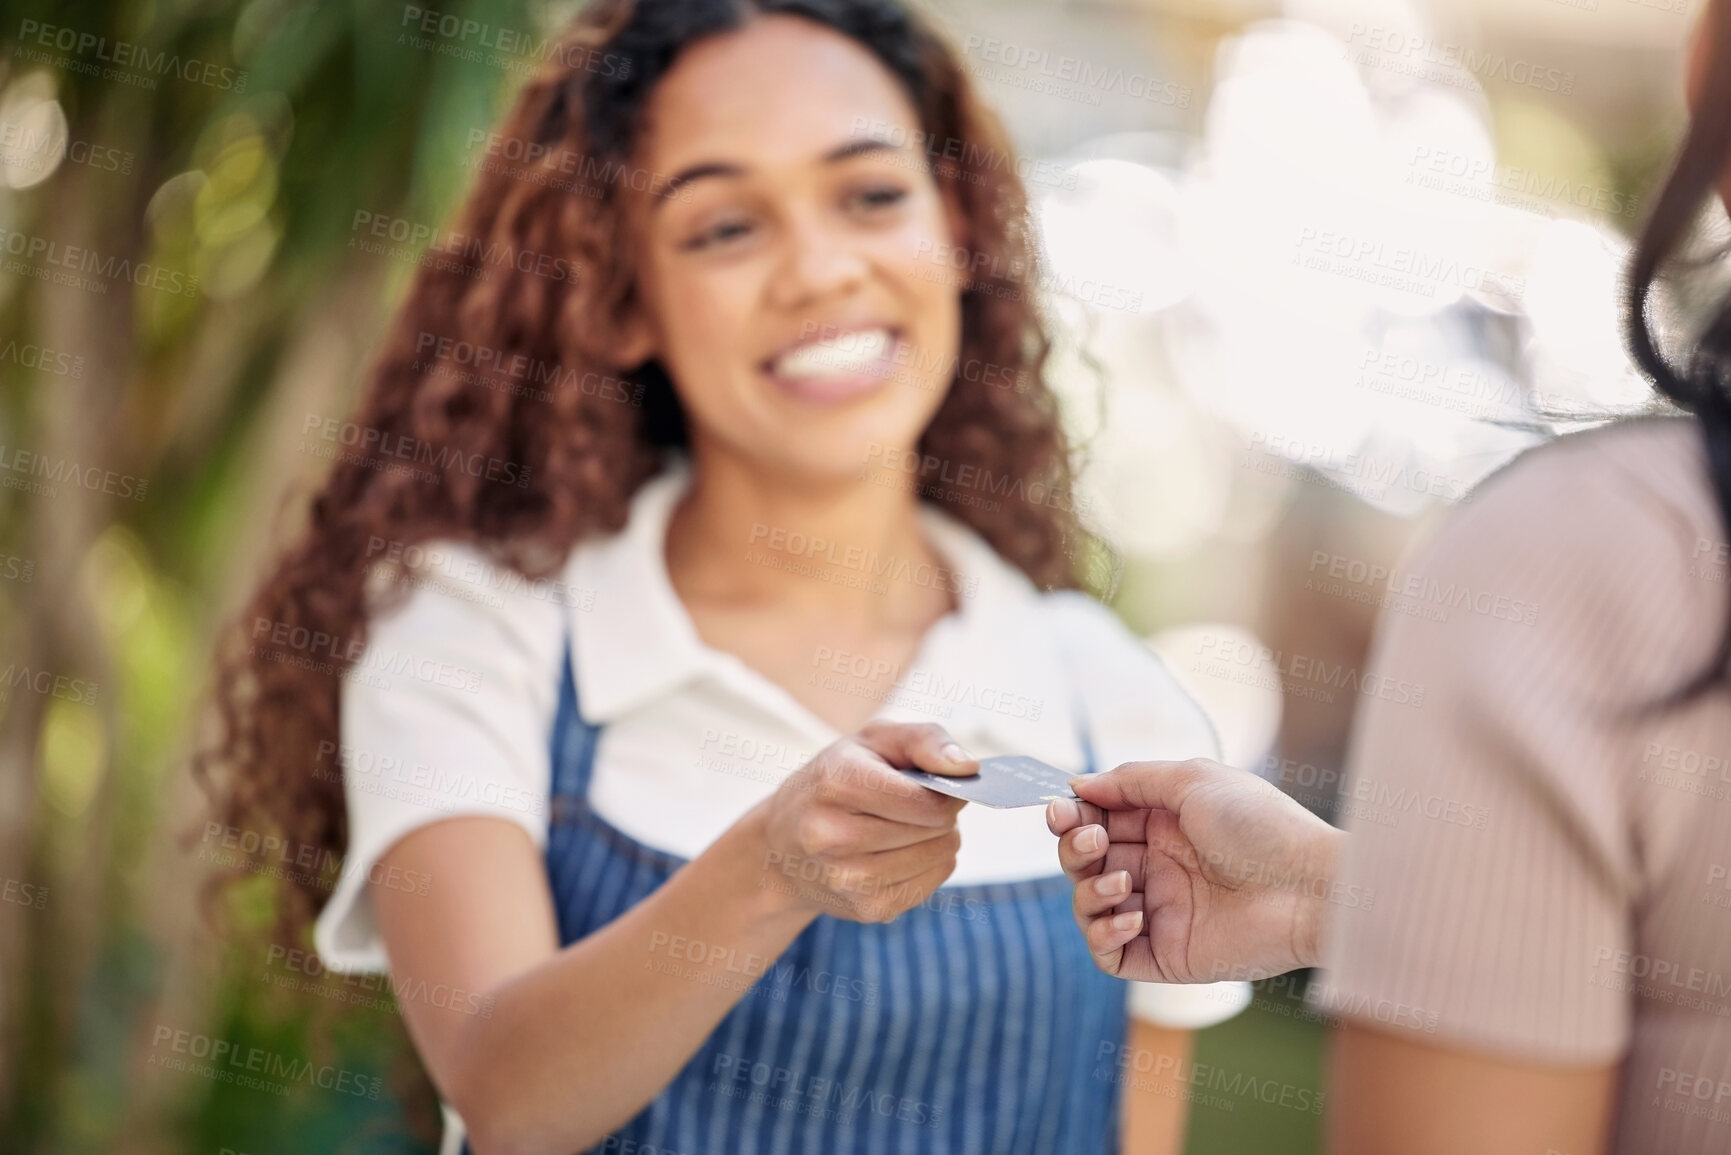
[771,329,893,379]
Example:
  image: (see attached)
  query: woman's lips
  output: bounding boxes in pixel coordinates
[762,327,903,403]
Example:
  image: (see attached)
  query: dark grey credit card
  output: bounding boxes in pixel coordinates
[900,755,1079,809]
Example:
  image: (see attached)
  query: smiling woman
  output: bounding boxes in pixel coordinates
[194,2,1244,1153]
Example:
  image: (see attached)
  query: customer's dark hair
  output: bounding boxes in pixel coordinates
[1625,0,1731,692]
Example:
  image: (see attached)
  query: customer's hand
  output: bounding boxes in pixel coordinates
[1047,759,1345,983]
[755,722,974,923]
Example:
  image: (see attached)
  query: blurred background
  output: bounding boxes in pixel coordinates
[0,0,1697,1150]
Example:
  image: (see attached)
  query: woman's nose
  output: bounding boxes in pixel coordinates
[773,212,869,307]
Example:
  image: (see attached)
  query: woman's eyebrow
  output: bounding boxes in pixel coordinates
[655,137,906,207]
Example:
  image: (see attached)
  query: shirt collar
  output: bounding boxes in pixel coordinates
[567,461,1083,763]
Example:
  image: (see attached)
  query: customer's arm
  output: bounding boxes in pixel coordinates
[1310,435,1703,1155]
[1328,1025,1614,1155]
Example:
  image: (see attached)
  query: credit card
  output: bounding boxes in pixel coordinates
[901,755,1079,809]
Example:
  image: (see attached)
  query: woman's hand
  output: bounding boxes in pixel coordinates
[755,721,975,923]
[1047,759,1345,983]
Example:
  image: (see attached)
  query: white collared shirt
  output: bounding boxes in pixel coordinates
[313,461,1251,1028]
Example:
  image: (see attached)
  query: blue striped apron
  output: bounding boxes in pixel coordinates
[469,639,1127,1154]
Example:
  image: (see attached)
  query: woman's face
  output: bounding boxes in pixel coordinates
[620,14,967,484]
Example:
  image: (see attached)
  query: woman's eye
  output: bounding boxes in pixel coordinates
[847,184,908,212]
[682,217,754,251]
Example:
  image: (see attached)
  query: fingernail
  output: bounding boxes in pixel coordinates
[1078,826,1104,853]
[1094,871,1128,897]
[1111,911,1143,934]
[940,743,971,765]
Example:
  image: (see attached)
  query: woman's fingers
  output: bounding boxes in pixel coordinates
[819,745,965,827]
[847,827,963,890]
[1045,796,1107,836]
[1056,823,1109,881]
[855,721,979,777]
[1073,869,1135,920]
[1055,822,1150,880]
[1082,906,1145,972]
[1070,760,1213,813]
[832,811,967,854]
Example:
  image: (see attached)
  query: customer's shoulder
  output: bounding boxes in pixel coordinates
[1437,417,1717,571]
[1400,417,1727,687]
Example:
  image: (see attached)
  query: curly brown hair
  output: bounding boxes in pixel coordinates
[194,0,1090,950]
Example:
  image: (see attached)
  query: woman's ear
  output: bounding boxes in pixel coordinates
[608,299,659,369]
